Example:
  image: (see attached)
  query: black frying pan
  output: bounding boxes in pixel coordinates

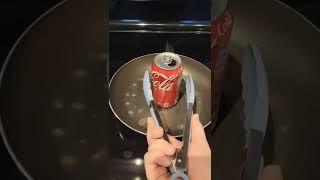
[109,53,211,137]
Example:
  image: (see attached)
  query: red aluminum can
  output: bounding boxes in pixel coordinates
[151,52,183,108]
[211,0,233,114]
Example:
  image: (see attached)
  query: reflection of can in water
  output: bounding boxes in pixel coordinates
[151,52,183,108]
[211,0,233,114]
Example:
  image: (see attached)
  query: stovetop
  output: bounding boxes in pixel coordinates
[110,0,211,22]
[109,33,211,76]
[106,32,211,179]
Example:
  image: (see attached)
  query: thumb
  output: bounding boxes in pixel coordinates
[191,114,207,144]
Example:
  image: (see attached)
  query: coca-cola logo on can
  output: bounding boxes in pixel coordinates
[151,72,179,91]
[151,52,183,108]
[212,7,233,47]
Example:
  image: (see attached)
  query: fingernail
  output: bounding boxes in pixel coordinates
[193,114,199,120]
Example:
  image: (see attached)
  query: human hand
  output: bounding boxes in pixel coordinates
[144,114,211,180]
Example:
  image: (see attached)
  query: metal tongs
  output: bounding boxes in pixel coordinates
[143,71,195,180]
[241,43,269,180]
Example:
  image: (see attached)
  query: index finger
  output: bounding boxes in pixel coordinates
[147,117,164,145]
[191,114,207,143]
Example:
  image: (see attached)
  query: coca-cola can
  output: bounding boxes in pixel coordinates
[211,0,233,114]
[151,52,184,108]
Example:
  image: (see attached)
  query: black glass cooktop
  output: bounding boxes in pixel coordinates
[109,33,211,76]
[107,32,211,179]
[110,0,211,22]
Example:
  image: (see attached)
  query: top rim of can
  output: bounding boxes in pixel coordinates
[154,52,182,70]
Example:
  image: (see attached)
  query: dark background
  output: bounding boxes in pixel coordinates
[0,0,319,179]
[1,0,319,65]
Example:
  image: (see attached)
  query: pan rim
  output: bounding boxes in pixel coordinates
[108,53,212,137]
[0,0,69,179]
[274,0,320,33]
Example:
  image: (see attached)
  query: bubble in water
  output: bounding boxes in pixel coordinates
[132,83,137,87]
[61,155,77,166]
[91,114,97,119]
[125,93,130,97]
[138,108,144,114]
[132,93,137,97]
[91,148,106,161]
[128,111,134,117]
[280,125,289,133]
[72,102,86,110]
[52,99,64,109]
[123,151,133,159]
[125,102,130,106]
[52,128,64,137]
[178,124,184,130]
[138,118,147,126]
[80,138,87,144]
[74,68,88,77]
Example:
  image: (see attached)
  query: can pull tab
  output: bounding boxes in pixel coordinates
[164,55,177,67]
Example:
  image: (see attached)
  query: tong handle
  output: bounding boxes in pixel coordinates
[150,101,170,142]
[172,75,194,173]
[171,172,189,180]
[174,103,193,171]
[144,70,170,141]
[144,71,194,180]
